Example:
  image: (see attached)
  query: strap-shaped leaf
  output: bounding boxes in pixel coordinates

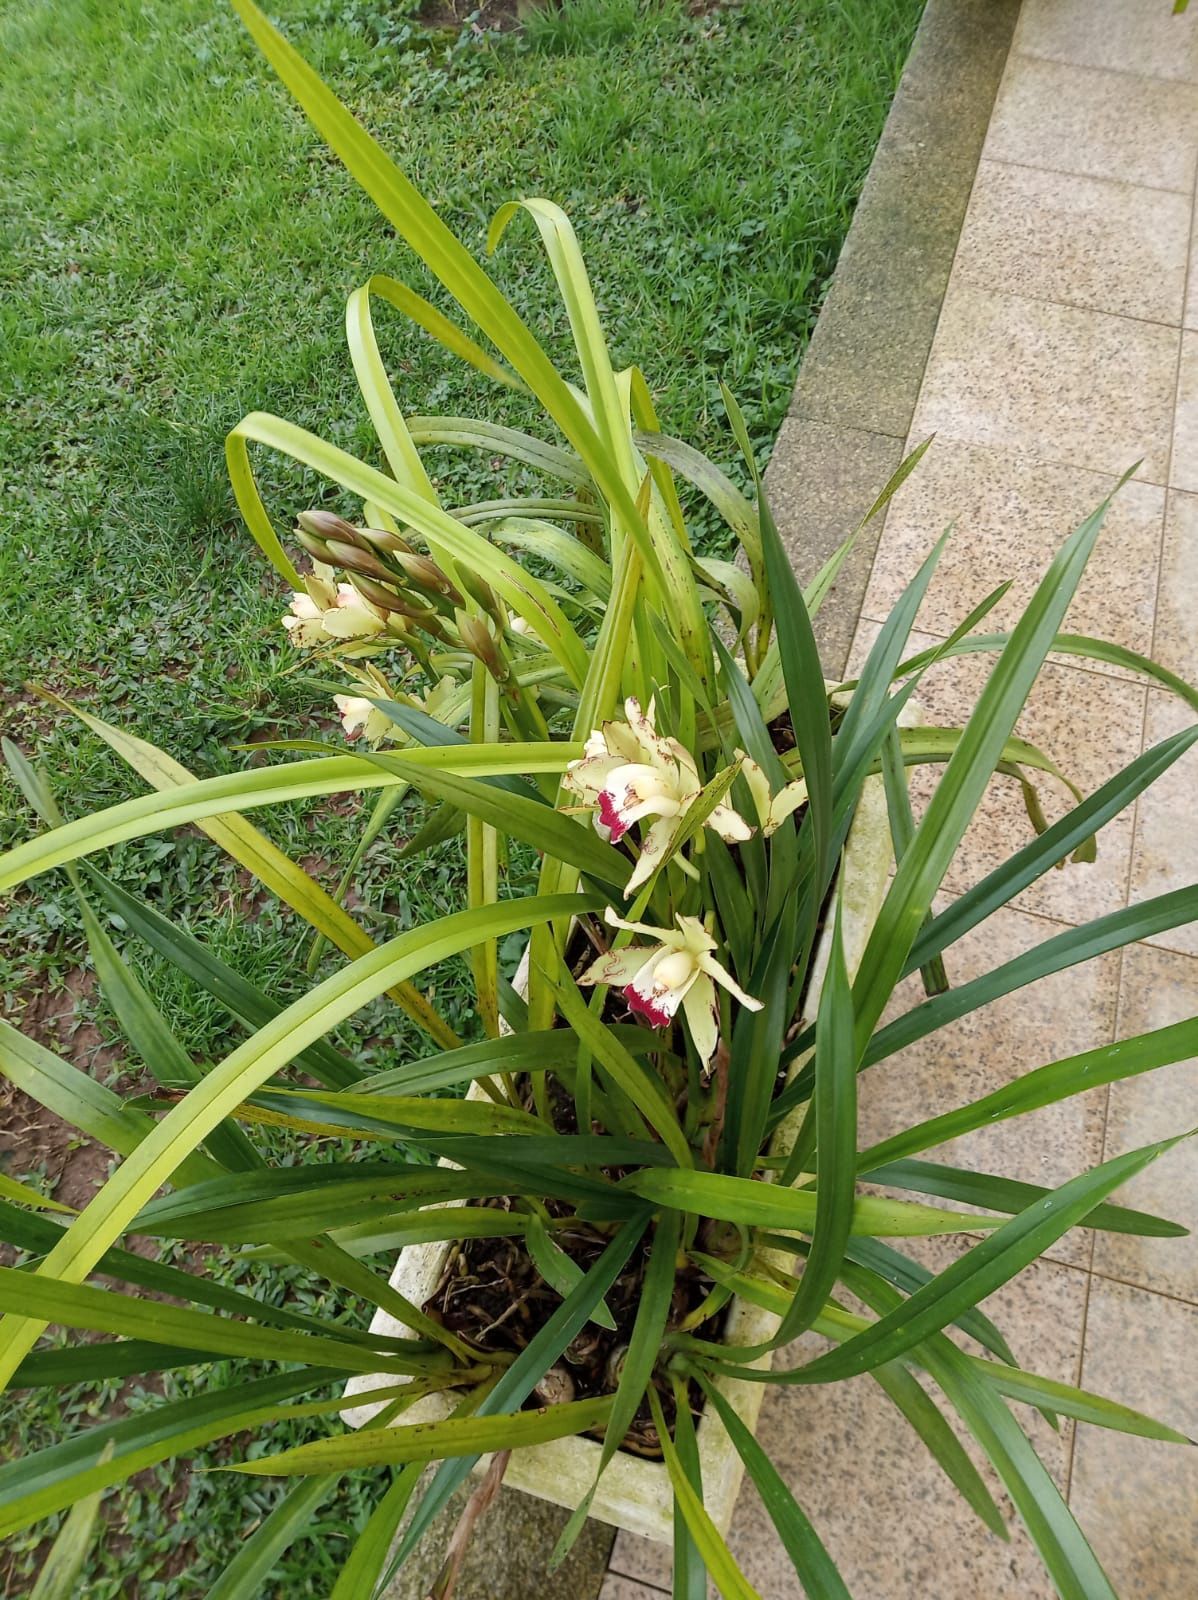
[83,868,360,1088]
[649,1388,763,1600]
[697,1377,854,1599]
[919,1335,1119,1600]
[618,1169,992,1238]
[553,1209,683,1559]
[231,1395,614,1475]
[328,1462,425,1600]
[0,894,597,1386]
[867,886,1198,1068]
[866,1156,1185,1238]
[906,726,1198,971]
[203,1476,337,1600]
[407,417,585,483]
[0,742,572,894]
[0,1268,442,1378]
[769,910,856,1339]
[385,1214,646,1577]
[27,1445,110,1600]
[851,485,1122,1050]
[29,698,459,1048]
[714,1133,1189,1386]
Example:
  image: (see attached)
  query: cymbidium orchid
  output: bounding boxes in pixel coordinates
[332,663,398,746]
[579,906,762,1071]
[738,749,809,836]
[563,697,752,894]
[282,561,387,648]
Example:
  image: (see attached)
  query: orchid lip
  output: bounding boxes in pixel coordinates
[624,985,672,1028]
[597,791,630,842]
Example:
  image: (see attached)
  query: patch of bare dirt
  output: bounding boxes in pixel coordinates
[1,969,122,1213]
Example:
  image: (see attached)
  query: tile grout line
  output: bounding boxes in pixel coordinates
[1013,44,1198,94]
[1083,1263,1198,1313]
[978,147,1198,206]
[889,432,1177,492]
[857,612,1163,691]
[976,147,1196,203]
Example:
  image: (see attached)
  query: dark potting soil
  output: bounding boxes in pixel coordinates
[420,1082,724,1457]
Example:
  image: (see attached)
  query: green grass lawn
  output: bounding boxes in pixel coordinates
[0,0,922,1591]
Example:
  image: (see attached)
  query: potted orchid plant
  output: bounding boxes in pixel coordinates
[2,5,1197,1597]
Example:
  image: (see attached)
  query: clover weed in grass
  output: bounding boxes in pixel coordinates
[0,0,921,1589]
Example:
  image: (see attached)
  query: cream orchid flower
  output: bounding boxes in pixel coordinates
[333,664,397,747]
[321,583,387,641]
[579,907,762,1071]
[737,749,809,837]
[333,695,393,745]
[563,697,752,895]
[282,563,386,648]
[281,591,327,648]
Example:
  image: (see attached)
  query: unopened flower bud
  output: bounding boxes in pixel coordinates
[394,552,464,606]
[358,525,414,556]
[324,540,399,583]
[457,569,504,627]
[350,574,439,622]
[455,609,508,680]
[297,509,362,545]
[295,528,333,562]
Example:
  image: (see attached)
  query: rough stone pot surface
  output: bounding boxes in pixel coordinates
[344,769,895,1542]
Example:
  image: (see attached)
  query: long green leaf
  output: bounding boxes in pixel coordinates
[772,910,856,1339]
[329,1462,425,1600]
[203,1476,336,1600]
[649,1389,763,1600]
[715,1134,1188,1385]
[616,1169,993,1238]
[0,1370,337,1537]
[0,746,575,893]
[858,1017,1198,1176]
[851,487,1122,1051]
[385,1214,646,1575]
[868,1157,1185,1237]
[28,1447,111,1600]
[906,726,1198,971]
[230,1396,614,1474]
[0,1268,442,1378]
[868,887,1198,1068]
[0,894,596,1386]
[697,1377,853,1599]
[919,1336,1118,1600]
[84,868,359,1088]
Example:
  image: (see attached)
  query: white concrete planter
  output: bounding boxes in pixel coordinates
[344,771,894,1543]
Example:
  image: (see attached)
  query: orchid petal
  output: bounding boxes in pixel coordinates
[698,951,763,1011]
[577,946,654,990]
[625,814,681,895]
[766,778,808,836]
[602,906,672,942]
[707,802,753,843]
[681,971,720,1068]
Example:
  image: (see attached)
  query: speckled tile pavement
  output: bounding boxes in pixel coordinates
[608,1,1198,1595]
[606,1,1198,1595]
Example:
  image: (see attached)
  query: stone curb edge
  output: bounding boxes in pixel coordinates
[766,0,1022,682]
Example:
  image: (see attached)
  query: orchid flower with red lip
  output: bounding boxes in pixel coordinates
[579,907,762,1071]
[562,696,752,895]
